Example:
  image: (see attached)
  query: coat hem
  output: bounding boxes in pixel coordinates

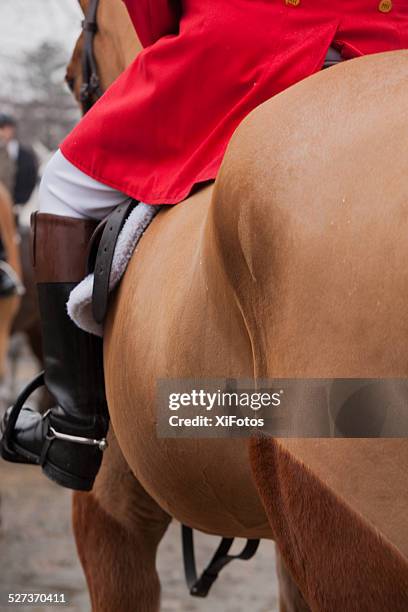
[59,145,219,206]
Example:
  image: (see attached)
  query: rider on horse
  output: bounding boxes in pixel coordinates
[0,113,38,298]
[1,0,407,491]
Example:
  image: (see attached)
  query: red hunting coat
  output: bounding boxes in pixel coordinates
[61,0,408,205]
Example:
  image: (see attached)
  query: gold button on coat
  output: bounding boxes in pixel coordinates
[378,0,392,12]
[285,0,301,6]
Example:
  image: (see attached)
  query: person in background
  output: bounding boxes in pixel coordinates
[0,138,15,194]
[0,113,38,297]
[0,114,39,207]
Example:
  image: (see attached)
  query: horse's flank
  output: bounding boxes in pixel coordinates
[104,185,269,537]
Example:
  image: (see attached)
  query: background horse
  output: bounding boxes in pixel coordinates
[11,225,42,363]
[0,181,21,400]
[67,2,408,610]
[9,225,54,410]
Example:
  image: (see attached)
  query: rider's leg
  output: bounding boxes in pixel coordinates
[0,149,131,490]
[39,149,131,219]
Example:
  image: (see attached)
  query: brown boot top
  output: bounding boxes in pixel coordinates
[32,213,97,283]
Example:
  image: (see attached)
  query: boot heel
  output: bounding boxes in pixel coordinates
[42,460,96,492]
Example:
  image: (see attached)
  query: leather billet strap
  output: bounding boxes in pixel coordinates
[91,200,136,324]
[182,524,260,597]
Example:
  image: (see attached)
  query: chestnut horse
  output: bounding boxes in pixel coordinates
[0,181,21,395]
[68,3,408,610]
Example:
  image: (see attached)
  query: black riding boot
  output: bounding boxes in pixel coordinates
[0,234,18,297]
[0,213,109,491]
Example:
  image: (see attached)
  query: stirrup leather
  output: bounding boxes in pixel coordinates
[1,372,45,462]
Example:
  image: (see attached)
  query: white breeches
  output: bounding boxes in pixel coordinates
[39,149,133,220]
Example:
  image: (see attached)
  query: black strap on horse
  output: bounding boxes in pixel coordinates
[182,524,260,597]
[89,200,136,324]
[81,0,103,113]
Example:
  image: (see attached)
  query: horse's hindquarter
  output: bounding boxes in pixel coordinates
[213,50,408,558]
[213,50,408,378]
[104,186,271,537]
[215,49,408,565]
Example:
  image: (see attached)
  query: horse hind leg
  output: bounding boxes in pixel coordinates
[73,435,171,612]
[276,552,312,612]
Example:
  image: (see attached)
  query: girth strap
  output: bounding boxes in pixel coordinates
[91,200,136,324]
[182,524,260,597]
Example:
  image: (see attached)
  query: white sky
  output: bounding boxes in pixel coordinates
[0,0,82,74]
